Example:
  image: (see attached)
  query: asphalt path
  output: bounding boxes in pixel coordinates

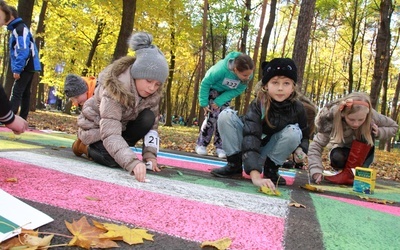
[0,128,399,250]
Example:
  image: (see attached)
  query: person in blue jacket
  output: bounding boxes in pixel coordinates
[195,52,254,158]
[0,2,41,120]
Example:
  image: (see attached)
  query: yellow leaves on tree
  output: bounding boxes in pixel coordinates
[201,237,232,250]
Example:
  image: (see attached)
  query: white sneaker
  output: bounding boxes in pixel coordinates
[195,145,208,155]
[216,148,226,159]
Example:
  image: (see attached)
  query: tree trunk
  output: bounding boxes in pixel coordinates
[281,0,298,57]
[243,0,268,113]
[291,0,316,90]
[164,1,177,127]
[370,0,393,109]
[234,0,251,112]
[390,73,400,125]
[187,57,200,127]
[112,0,136,62]
[30,0,47,112]
[196,0,208,131]
[83,20,106,74]
[259,0,277,77]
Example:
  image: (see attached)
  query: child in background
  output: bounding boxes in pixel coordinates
[211,58,309,189]
[195,51,254,158]
[64,74,97,106]
[71,31,169,183]
[308,92,398,185]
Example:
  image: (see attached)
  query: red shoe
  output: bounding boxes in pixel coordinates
[325,168,354,185]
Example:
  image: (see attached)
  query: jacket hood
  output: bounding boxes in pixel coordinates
[101,56,136,108]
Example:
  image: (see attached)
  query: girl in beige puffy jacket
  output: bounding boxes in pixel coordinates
[71,32,169,182]
[308,92,398,185]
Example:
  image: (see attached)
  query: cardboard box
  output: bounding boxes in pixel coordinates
[353,167,376,194]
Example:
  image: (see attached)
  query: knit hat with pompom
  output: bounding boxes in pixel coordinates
[129,32,169,83]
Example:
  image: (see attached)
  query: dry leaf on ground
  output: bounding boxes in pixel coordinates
[93,220,154,245]
[65,216,119,249]
[289,202,307,208]
[201,237,232,249]
[259,186,281,196]
[300,184,324,192]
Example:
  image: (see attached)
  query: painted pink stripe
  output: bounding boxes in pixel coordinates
[0,159,284,250]
[319,194,400,217]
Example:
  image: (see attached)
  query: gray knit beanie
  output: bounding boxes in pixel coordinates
[129,32,169,83]
[64,74,87,98]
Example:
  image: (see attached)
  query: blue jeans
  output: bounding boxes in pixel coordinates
[218,108,302,165]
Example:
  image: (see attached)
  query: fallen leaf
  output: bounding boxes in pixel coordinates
[300,184,324,192]
[85,196,101,201]
[259,186,281,196]
[94,221,154,245]
[0,231,39,249]
[24,234,53,248]
[65,216,119,249]
[289,202,306,208]
[358,196,395,204]
[6,177,18,182]
[201,237,232,250]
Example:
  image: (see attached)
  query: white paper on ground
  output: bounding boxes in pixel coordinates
[0,189,54,243]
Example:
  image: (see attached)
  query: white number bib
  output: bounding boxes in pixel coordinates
[144,130,159,152]
[222,78,240,89]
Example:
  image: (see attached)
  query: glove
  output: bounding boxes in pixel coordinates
[294,147,306,163]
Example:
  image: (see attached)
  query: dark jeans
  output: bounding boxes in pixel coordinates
[88,109,155,168]
[10,71,35,120]
[330,146,375,170]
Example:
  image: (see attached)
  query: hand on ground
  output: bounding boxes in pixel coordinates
[312,173,323,184]
[252,178,276,190]
[6,115,28,134]
[132,162,147,182]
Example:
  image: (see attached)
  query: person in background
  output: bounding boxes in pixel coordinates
[308,92,398,185]
[0,83,28,134]
[195,51,254,159]
[211,58,309,189]
[0,2,41,120]
[72,31,169,183]
[64,74,97,106]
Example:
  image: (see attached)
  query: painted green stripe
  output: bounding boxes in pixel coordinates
[311,193,400,249]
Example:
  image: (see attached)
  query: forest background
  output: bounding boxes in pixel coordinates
[0,0,399,147]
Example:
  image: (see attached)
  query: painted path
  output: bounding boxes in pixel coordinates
[0,128,399,250]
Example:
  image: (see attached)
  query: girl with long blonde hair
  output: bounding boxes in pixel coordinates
[308,92,398,185]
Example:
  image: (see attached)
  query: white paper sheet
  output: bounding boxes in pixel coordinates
[0,189,53,242]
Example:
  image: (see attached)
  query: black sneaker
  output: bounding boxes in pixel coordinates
[211,163,242,178]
